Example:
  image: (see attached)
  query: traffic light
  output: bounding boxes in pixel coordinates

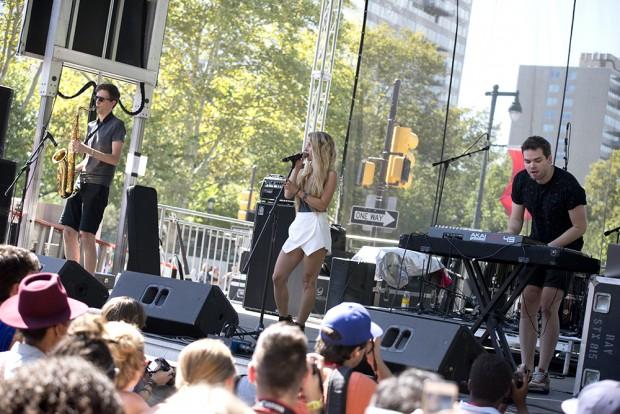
[237,190,256,221]
[356,160,376,187]
[386,126,418,188]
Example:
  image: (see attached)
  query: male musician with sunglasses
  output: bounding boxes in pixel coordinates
[60,83,126,274]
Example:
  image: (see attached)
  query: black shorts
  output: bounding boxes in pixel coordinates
[522,266,571,293]
[60,183,110,234]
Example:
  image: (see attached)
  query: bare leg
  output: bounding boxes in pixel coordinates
[520,285,542,371]
[537,286,563,371]
[272,248,304,318]
[296,248,327,325]
[63,226,80,262]
[80,231,97,274]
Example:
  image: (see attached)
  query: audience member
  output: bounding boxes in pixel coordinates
[0,355,123,414]
[105,320,151,414]
[315,302,392,414]
[102,296,147,328]
[51,313,117,380]
[561,380,620,414]
[370,367,442,413]
[176,338,237,391]
[152,384,254,414]
[249,322,323,414]
[0,245,40,351]
[0,272,88,378]
[460,353,528,414]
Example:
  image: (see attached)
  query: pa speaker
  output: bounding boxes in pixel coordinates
[325,258,375,311]
[243,202,295,313]
[110,271,239,338]
[0,86,13,157]
[127,185,160,276]
[367,307,484,388]
[37,255,109,308]
[0,159,16,243]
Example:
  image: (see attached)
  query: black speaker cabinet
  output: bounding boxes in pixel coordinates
[37,255,109,308]
[243,202,295,313]
[0,159,16,244]
[325,258,376,312]
[367,307,484,387]
[110,271,239,338]
[127,185,160,276]
[0,86,13,157]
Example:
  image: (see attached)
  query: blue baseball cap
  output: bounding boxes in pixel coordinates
[320,302,383,346]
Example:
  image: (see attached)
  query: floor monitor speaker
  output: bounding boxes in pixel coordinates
[37,255,109,308]
[110,271,239,338]
[366,307,484,388]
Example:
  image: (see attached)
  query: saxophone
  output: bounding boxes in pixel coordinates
[52,107,89,198]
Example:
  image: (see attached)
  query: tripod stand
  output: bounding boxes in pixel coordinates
[228,162,297,339]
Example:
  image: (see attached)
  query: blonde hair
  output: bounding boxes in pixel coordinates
[156,384,253,414]
[104,321,145,390]
[176,338,236,389]
[295,131,337,209]
[101,296,147,329]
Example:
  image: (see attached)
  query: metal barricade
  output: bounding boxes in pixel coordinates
[157,205,254,290]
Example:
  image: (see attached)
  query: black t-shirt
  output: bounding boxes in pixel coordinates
[511,166,586,250]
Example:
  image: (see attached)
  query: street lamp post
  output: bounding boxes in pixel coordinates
[472,84,522,229]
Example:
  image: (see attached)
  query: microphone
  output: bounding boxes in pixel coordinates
[45,131,58,147]
[281,152,307,163]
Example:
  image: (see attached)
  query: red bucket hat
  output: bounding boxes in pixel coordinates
[0,272,88,329]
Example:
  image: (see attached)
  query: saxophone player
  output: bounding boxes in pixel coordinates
[59,84,126,274]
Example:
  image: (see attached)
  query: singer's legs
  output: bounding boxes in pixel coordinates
[296,248,327,325]
[273,248,304,318]
[63,226,80,262]
[80,231,97,274]
[519,284,542,372]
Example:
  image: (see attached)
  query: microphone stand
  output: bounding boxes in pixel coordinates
[418,144,490,311]
[228,160,297,339]
[5,131,55,246]
[604,225,620,244]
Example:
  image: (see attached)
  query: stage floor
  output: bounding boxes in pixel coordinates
[145,303,577,413]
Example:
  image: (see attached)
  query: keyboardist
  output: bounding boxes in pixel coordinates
[507,136,587,394]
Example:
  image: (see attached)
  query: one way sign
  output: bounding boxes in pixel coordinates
[349,206,399,229]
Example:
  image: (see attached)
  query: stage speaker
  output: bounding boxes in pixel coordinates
[37,255,109,308]
[127,185,160,276]
[0,86,13,157]
[367,307,484,387]
[110,271,239,338]
[243,202,295,313]
[325,258,376,312]
[0,159,16,244]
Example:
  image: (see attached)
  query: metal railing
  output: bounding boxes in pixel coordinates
[157,205,254,285]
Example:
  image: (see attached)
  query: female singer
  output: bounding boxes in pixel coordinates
[272,131,337,330]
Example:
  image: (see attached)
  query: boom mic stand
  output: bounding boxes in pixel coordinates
[5,131,55,246]
[228,161,297,340]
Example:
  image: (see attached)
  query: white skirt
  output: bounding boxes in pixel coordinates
[281,212,332,256]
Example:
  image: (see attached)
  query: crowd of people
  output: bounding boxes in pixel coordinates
[1,243,619,414]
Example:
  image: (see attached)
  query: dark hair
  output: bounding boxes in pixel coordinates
[0,356,123,414]
[20,326,49,342]
[252,323,308,396]
[51,314,117,380]
[371,368,442,412]
[96,83,121,102]
[521,136,551,158]
[0,244,40,302]
[101,296,147,329]
[315,328,366,365]
[468,354,512,405]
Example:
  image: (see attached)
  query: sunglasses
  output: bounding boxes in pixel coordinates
[95,96,113,102]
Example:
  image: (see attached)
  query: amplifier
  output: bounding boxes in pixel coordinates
[575,276,620,393]
[260,174,293,203]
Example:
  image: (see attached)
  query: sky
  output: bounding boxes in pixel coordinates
[459,0,620,144]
